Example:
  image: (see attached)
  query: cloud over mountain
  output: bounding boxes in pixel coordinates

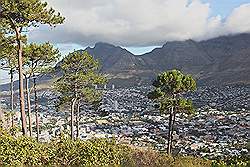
[29,0,250,46]
[225,4,250,34]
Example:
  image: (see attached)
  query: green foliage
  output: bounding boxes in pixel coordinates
[61,51,99,74]
[148,70,196,114]
[211,156,250,167]
[23,42,60,77]
[0,130,127,166]
[151,69,196,96]
[0,130,213,167]
[148,69,196,115]
[0,0,64,30]
[0,0,64,72]
[49,135,124,166]
[0,129,48,166]
[1,130,248,167]
[54,51,107,107]
[0,35,28,72]
[0,35,18,69]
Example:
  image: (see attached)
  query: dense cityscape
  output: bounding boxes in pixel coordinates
[1,84,249,159]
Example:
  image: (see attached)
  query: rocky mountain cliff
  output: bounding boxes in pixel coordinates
[75,33,250,86]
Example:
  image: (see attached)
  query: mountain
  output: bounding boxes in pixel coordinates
[79,42,155,86]
[1,33,249,90]
[198,34,250,85]
[72,33,250,86]
[85,42,148,73]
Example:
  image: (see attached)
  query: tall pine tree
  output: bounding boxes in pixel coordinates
[0,0,64,135]
[148,70,196,154]
[54,51,107,139]
[23,42,60,139]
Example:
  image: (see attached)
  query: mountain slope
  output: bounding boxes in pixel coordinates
[85,42,148,73]
[76,33,250,86]
[198,33,250,85]
[2,33,249,90]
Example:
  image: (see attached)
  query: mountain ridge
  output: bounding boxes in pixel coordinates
[1,33,249,90]
[74,33,250,87]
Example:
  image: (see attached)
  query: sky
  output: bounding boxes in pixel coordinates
[1,0,250,84]
[202,0,250,18]
[27,0,250,54]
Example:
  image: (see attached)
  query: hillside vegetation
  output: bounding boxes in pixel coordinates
[0,129,249,167]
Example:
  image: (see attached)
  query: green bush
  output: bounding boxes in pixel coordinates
[212,156,250,167]
[47,134,126,166]
[0,130,48,166]
[0,129,126,166]
[1,128,247,167]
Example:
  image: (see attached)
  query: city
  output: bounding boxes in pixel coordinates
[1,84,249,159]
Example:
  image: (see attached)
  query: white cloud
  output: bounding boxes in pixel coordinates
[29,0,250,46]
[225,4,250,34]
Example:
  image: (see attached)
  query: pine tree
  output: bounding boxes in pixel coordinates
[0,0,64,135]
[0,35,19,127]
[148,69,196,154]
[23,42,60,140]
[54,51,107,139]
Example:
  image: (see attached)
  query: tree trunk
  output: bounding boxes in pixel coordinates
[169,94,177,153]
[76,101,80,139]
[7,16,27,135]
[16,27,27,135]
[25,76,32,137]
[167,107,173,155]
[33,77,39,141]
[170,110,176,153]
[71,98,77,140]
[10,68,14,128]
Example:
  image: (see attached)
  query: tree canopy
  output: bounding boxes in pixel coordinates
[0,0,64,29]
[23,42,60,78]
[55,51,106,105]
[149,70,196,98]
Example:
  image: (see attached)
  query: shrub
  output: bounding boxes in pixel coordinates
[0,130,47,166]
[0,130,127,166]
[47,134,126,166]
[4,129,247,167]
[212,156,250,167]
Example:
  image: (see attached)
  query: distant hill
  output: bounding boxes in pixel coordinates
[72,33,250,86]
[1,33,250,90]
